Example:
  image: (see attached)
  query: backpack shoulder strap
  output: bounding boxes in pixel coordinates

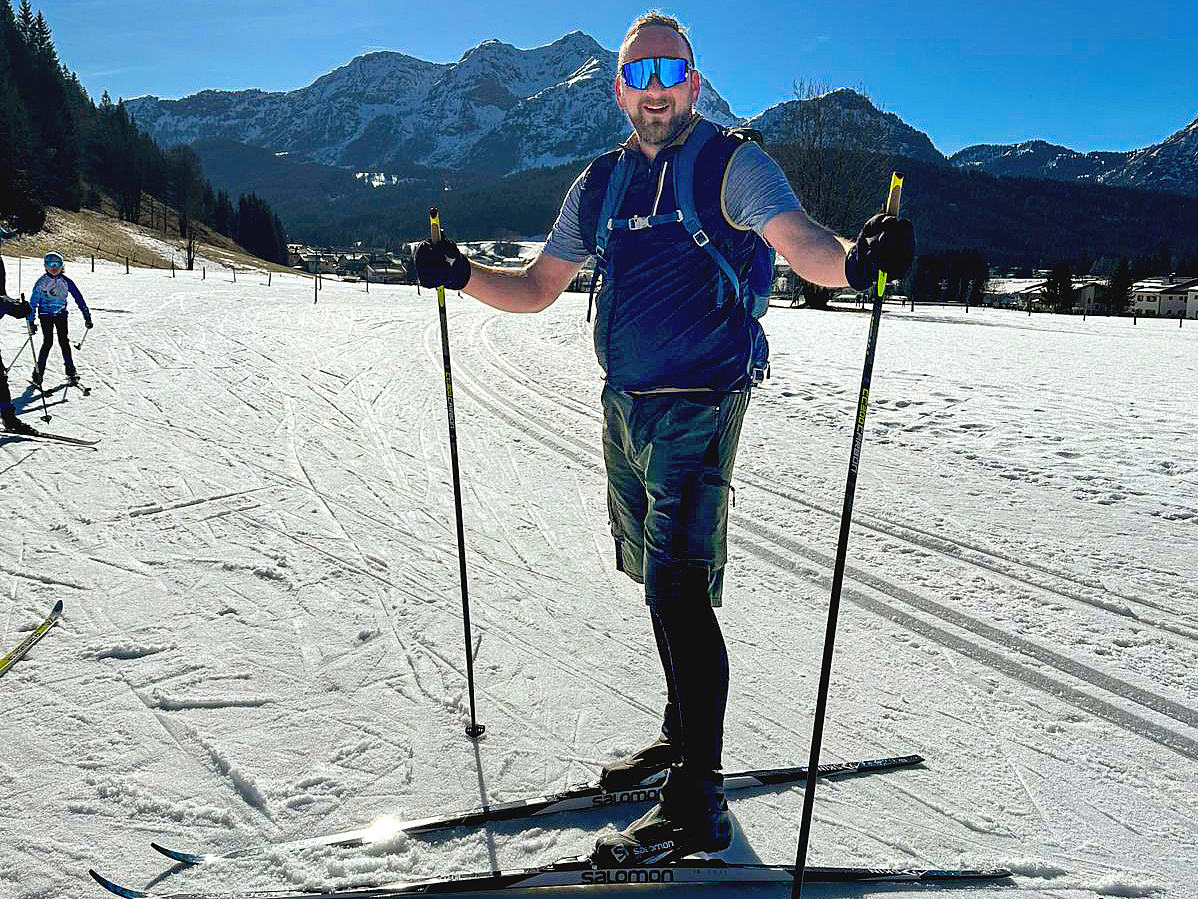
[586,149,636,321]
[673,119,742,307]
[593,149,637,276]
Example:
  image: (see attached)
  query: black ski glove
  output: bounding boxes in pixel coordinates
[28,320,36,335]
[0,296,30,319]
[85,318,93,329]
[844,214,915,291]
[415,233,471,290]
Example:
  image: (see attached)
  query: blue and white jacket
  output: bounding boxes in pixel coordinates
[28,273,90,324]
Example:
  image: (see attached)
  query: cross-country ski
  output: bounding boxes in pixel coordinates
[0,600,63,677]
[149,755,922,865]
[90,857,1013,899]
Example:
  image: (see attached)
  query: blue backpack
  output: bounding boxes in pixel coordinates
[588,120,776,324]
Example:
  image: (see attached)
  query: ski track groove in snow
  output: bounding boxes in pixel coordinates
[478,314,1195,638]
[457,311,1198,766]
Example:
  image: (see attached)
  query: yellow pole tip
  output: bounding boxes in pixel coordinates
[429,207,439,218]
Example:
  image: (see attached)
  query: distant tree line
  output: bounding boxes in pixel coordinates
[909,249,989,305]
[270,147,1198,297]
[0,1,287,264]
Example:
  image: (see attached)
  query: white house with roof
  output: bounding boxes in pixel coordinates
[1189,283,1198,319]
[1069,277,1110,314]
[982,278,1045,309]
[1131,277,1198,317]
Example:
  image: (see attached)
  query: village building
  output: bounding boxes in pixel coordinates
[1131,277,1198,318]
[982,278,1045,309]
[364,262,408,284]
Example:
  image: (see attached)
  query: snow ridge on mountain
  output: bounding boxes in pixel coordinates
[746,88,945,165]
[124,32,935,176]
[951,112,1198,197]
[125,30,1195,195]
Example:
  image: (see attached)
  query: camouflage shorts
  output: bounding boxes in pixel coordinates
[601,385,750,607]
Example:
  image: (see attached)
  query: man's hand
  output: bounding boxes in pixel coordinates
[415,233,471,290]
[85,318,93,329]
[0,296,30,319]
[844,214,915,291]
[28,320,36,335]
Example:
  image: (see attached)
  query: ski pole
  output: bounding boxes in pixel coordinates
[36,375,51,423]
[73,327,89,351]
[9,297,33,366]
[428,207,485,740]
[792,172,904,899]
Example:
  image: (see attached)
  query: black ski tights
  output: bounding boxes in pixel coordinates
[648,600,729,776]
[36,313,75,378]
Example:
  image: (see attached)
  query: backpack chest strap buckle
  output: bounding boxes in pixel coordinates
[692,229,711,247]
[628,215,651,231]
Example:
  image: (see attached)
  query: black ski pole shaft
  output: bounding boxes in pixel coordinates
[10,299,32,366]
[429,207,485,740]
[73,327,89,351]
[792,171,903,899]
[37,375,51,423]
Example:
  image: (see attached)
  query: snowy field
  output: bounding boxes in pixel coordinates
[1,254,1196,899]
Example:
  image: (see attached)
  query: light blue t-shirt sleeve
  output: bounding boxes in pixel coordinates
[543,168,590,263]
[722,142,804,235]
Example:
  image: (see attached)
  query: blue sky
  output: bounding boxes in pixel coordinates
[39,0,1198,155]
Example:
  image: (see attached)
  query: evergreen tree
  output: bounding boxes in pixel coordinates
[209,189,235,237]
[1107,257,1133,315]
[1045,263,1074,312]
[234,193,287,264]
[15,0,32,43]
[28,11,53,63]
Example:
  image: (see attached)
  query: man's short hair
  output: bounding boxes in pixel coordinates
[619,11,695,66]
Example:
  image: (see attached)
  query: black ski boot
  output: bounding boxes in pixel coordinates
[599,734,679,792]
[2,409,37,436]
[591,767,731,867]
[66,372,80,387]
[31,367,42,387]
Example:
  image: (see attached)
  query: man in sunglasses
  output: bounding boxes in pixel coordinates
[417,11,914,866]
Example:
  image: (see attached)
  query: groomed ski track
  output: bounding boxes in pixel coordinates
[1,263,1194,898]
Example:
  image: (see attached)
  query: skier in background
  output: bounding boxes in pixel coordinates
[28,251,92,388]
[416,11,913,866]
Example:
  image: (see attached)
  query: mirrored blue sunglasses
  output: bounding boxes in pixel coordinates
[621,56,689,90]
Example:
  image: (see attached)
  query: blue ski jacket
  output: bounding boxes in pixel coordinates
[28,273,90,323]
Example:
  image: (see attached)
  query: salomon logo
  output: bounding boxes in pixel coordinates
[582,868,676,884]
[591,787,661,807]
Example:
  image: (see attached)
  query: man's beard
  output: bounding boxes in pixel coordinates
[628,103,692,147]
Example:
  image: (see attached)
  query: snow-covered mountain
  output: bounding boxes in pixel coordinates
[1113,114,1198,196]
[124,33,935,176]
[949,140,1129,181]
[125,32,741,176]
[746,88,946,166]
[951,113,1198,197]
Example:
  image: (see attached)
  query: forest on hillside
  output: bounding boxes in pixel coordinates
[0,0,288,264]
